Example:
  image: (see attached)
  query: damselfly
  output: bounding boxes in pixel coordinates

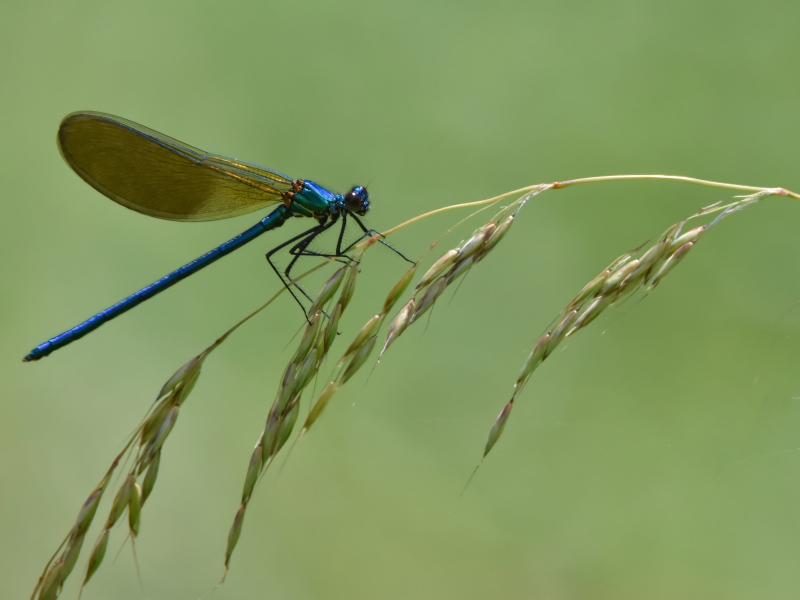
[24,112,409,362]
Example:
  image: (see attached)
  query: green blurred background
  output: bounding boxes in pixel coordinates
[3,1,800,598]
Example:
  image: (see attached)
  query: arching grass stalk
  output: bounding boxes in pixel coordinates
[33,175,798,599]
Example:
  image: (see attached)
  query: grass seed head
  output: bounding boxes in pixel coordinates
[382,263,418,315]
[308,267,346,315]
[83,528,109,586]
[411,277,448,323]
[341,334,378,385]
[415,249,458,292]
[128,483,142,537]
[275,362,297,413]
[381,298,414,357]
[647,242,694,290]
[225,505,246,568]
[484,401,513,458]
[302,380,339,434]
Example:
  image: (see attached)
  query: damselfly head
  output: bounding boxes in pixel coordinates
[343,186,370,215]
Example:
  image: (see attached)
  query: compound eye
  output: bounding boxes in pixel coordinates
[344,190,362,213]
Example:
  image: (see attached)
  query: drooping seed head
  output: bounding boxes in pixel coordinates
[647,242,694,290]
[308,267,346,315]
[415,249,458,293]
[411,277,448,323]
[382,263,418,315]
[381,298,414,357]
[341,335,378,385]
[484,401,513,458]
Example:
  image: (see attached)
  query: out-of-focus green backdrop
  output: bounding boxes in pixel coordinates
[3,1,800,598]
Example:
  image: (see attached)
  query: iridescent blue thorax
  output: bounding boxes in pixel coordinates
[286,180,370,221]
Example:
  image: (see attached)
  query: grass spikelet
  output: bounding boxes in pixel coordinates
[308,267,345,315]
[224,506,245,569]
[128,484,142,538]
[140,450,160,505]
[475,209,517,261]
[647,242,694,290]
[445,255,475,285]
[382,263,418,315]
[515,333,550,395]
[410,277,447,323]
[302,381,339,435]
[380,299,414,357]
[456,223,496,261]
[567,294,614,336]
[484,400,514,457]
[338,315,382,368]
[323,303,343,354]
[415,249,457,292]
[668,225,706,253]
[241,445,263,503]
[38,560,63,600]
[546,310,579,355]
[106,474,135,528]
[61,530,85,580]
[341,334,378,385]
[291,312,322,366]
[82,529,109,586]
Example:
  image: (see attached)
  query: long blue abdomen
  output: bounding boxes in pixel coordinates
[24,204,292,361]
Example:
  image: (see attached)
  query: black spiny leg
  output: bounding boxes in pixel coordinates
[266,218,336,320]
[346,213,416,264]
